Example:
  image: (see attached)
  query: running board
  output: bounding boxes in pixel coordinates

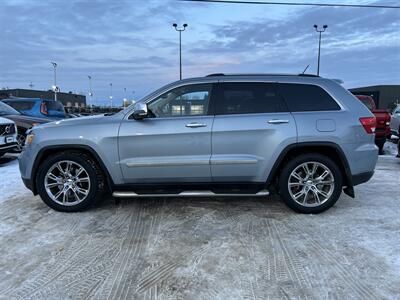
[112,190,269,198]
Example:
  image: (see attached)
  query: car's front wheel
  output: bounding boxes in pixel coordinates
[278,153,343,214]
[36,152,103,212]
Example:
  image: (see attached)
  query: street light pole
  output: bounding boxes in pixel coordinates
[88,75,93,110]
[313,24,328,76]
[173,23,188,80]
[51,62,58,101]
[109,83,113,109]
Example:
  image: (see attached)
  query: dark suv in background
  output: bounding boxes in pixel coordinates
[0,101,51,151]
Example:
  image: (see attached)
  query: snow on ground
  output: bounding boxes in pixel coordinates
[0,155,29,203]
[0,148,399,299]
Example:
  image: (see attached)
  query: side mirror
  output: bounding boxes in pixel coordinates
[132,102,148,120]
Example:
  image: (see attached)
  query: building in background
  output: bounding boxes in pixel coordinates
[0,89,86,108]
[350,85,400,110]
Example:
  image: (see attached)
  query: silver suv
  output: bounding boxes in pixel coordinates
[19,74,378,213]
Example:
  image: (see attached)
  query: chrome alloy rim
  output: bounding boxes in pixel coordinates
[16,134,26,151]
[44,160,91,206]
[288,162,335,207]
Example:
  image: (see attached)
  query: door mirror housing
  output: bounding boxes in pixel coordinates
[132,102,148,120]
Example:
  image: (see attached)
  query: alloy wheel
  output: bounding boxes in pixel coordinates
[44,160,91,206]
[288,161,335,207]
[16,134,26,151]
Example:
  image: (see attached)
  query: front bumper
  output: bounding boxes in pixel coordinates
[0,142,18,154]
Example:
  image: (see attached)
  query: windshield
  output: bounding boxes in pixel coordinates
[0,101,21,116]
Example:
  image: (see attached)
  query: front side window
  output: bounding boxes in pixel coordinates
[148,84,212,118]
[278,83,341,112]
[216,82,288,115]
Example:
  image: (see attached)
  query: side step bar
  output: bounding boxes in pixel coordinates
[112,190,269,198]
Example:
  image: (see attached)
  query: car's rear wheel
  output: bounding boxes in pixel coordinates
[36,152,103,212]
[278,153,342,214]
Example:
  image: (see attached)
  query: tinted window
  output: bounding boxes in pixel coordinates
[148,84,212,118]
[278,83,341,112]
[46,101,65,112]
[4,101,35,111]
[216,83,288,115]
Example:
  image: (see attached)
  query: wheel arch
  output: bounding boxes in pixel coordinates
[266,142,354,198]
[31,145,114,195]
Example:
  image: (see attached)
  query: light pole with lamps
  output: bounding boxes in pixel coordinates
[109,83,113,109]
[172,23,188,80]
[313,24,328,76]
[51,62,58,101]
[87,75,93,109]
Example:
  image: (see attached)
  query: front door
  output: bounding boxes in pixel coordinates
[118,83,215,183]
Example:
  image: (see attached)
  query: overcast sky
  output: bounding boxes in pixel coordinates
[0,0,399,105]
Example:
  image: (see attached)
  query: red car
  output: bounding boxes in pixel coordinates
[355,95,391,154]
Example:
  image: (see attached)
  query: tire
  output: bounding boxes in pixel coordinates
[36,151,104,212]
[278,153,343,214]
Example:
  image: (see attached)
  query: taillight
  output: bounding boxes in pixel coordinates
[359,117,376,134]
[40,102,48,115]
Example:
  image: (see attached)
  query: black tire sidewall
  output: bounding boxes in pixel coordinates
[36,153,99,212]
[279,153,343,214]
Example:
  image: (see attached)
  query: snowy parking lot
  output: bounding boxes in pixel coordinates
[0,142,399,299]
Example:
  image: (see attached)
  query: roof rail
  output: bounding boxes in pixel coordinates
[205,73,320,78]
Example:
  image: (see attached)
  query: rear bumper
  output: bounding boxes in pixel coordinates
[352,171,374,186]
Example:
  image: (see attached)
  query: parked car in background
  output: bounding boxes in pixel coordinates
[390,105,400,137]
[0,117,18,158]
[355,95,391,154]
[0,102,51,151]
[20,74,378,214]
[2,98,66,119]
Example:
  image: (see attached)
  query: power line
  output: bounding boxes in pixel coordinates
[180,0,400,9]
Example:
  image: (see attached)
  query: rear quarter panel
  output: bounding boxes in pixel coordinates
[293,79,378,176]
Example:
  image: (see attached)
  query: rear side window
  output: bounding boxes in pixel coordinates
[278,83,341,112]
[4,101,35,111]
[216,82,288,115]
[46,101,65,112]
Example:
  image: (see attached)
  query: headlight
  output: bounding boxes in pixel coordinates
[26,133,35,145]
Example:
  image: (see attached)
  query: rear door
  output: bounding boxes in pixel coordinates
[210,82,297,182]
[118,83,216,183]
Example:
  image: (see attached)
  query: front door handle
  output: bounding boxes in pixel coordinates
[268,119,289,124]
[186,122,207,128]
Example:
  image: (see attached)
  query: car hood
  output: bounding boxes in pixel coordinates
[1,114,52,124]
[33,114,112,130]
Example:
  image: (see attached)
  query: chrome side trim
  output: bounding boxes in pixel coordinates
[126,160,210,168]
[113,190,269,198]
[210,159,258,165]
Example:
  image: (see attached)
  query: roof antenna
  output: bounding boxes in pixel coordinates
[301,64,310,74]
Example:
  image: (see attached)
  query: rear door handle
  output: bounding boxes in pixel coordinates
[268,119,289,124]
[186,122,207,128]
